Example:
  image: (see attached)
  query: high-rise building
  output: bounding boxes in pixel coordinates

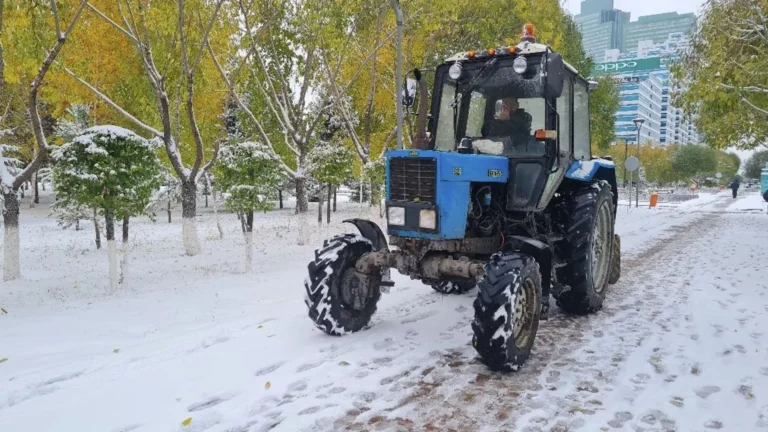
[574,1,630,60]
[624,12,696,54]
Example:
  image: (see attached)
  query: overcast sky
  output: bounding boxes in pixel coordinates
[564,0,706,20]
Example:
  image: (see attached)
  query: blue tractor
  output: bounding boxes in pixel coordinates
[304,25,621,371]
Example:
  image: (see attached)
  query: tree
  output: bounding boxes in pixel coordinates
[590,76,619,151]
[51,126,162,292]
[743,150,768,179]
[208,0,403,214]
[216,141,283,272]
[307,142,354,224]
[670,144,718,187]
[0,0,89,281]
[716,151,741,183]
[64,0,231,256]
[52,103,103,249]
[672,0,768,150]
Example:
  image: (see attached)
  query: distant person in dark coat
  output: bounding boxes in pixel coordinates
[730,177,741,198]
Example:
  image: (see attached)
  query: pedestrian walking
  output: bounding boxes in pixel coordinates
[730,177,741,198]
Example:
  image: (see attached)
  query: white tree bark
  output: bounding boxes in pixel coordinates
[3,222,20,281]
[107,240,118,293]
[244,229,253,273]
[182,217,200,256]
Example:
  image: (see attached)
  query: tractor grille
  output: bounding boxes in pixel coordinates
[389,157,437,204]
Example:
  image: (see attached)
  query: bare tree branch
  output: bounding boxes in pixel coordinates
[14,0,88,191]
[49,0,63,39]
[85,2,138,42]
[206,42,297,177]
[61,65,162,137]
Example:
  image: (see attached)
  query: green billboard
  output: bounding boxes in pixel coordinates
[591,58,662,76]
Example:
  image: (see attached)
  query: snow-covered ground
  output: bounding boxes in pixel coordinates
[2,190,768,431]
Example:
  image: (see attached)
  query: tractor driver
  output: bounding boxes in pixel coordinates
[481,97,533,147]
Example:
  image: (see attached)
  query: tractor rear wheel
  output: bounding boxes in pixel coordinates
[609,234,621,285]
[305,234,382,335]
[472,253,541,372]
[554,183,615,314]
[429,280,476,294]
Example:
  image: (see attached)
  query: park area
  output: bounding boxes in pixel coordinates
[3,189,768,431]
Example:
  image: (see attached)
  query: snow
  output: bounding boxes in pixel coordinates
[727,190,767,212]
[0,146,16,188]
[2,191,768,431]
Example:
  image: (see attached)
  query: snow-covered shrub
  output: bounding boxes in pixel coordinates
[216,141,283,272]
[52,125,163,291]
[307,143,355,187]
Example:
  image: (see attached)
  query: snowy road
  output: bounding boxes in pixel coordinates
[3,192,768,431]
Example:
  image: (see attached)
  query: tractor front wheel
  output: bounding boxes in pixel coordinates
[305,234,382,335]
[472,253,541,372]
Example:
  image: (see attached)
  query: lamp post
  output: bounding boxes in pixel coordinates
[632,118,645,208]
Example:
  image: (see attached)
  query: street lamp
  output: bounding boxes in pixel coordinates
[632,118,645,208]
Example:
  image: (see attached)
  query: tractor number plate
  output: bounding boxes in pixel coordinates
[488,169,503,178]
[453,167,462,176]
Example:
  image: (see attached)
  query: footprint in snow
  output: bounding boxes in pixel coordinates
[39,371,84,387]
[373,338,395,351]
[607,411,633,428]
[255,362,285,377]
[630,373,651,385]
[287,380,308,392]
[400,310,437,324]
[704,420,724,429]
[188,393,235,412]
[670,396,684,407]
[695,386,721,399]
[296,361,323,373]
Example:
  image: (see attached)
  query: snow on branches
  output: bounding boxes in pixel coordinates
[52,126,162,219]
[307,142,355,186]
[216,141,284,214]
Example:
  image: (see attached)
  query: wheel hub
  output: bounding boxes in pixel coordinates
[591,202,612,293]
[513,279,535,348]
[340,268,370,311]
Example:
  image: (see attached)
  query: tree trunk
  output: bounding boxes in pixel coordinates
[120,216,129,284]
[370,179,381,208]
[167,197,172,223]
[210,176,224,240]
[105,208,118,293]
[181,180,200,256]
[93,208,101,250]
[33,172,39,204]
[317,184,323,225]
[42,180,46,191]
[243,210,254,273]
[326,183,331,225]
[295,176,308,214]
[278,189,283,209]
[3,192,21,281]
[333,187,337,212]
[76,219,80,231]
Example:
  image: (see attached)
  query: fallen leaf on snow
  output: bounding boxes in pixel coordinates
[338,361,350,366]
[464,393,474,401]
[181,417,192,427]
[1,308,7,314]
[0,358,7,364]
[264,381,271,390]
[257,325,263,329]
[113,349,120,354]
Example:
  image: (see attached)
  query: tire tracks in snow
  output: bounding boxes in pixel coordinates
[332,199,731,431]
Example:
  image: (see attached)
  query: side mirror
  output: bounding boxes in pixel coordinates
[402,78,417,107]
[544,53,564,99]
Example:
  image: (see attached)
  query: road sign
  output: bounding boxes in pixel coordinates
[625,156,640,172]
[716,172,722,179]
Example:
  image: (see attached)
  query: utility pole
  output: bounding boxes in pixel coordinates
[391,0,404,149]
[633,118,645,208]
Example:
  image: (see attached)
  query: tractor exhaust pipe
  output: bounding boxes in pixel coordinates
[413,69,429,149]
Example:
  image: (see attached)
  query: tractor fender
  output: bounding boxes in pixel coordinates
[343,219,388,252]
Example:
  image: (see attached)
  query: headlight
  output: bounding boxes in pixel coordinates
[419,209,436,230]
[388,206,405,225]
[449,62,463,80]
[513,56,528,74]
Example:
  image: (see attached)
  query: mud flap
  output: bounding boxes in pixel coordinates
[343,219,393,292]
[609,234,621,284]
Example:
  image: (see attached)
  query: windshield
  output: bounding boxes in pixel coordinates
[433,58,547,156]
